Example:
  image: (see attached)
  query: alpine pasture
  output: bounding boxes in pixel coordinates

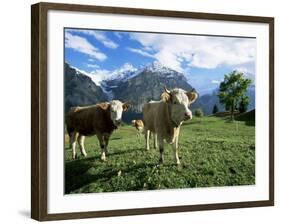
[64,116,255,194]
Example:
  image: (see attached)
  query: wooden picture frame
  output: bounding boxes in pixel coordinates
[31,2,274,221]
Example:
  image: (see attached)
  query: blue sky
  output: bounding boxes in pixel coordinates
[64,28,256,95]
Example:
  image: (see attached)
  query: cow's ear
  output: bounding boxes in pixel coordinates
[122,102,131,112]
[161,92,171,102]
[98,102,110,110]
[186,91,198,104]
[161,86,172,102]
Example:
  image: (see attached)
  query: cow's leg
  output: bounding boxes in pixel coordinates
[70,132,79,160]
[68,134,72,149]
[172,141,180,165]
[158,137,164,163]
[103,133,110,155]
[137,132,140,143]
[153,133,158,149]
[175,127,180,149]
[97,134,106,161]
[145,130,150,150]
[78,135,87,157]
[175,135,179,149]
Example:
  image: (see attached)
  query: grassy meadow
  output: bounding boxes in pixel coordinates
[64,116,255,194]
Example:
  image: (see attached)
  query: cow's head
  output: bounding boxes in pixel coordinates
[161,87,198,126]
[98,100,130,126]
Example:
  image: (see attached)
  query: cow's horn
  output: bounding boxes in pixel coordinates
[164,86,171,94]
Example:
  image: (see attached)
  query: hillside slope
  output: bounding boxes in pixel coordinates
[64,63,108,113]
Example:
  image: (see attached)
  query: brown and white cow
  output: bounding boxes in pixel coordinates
[66,100,130,161]
[131,119,158,147]
[131,120,144,135]
[143,88,198,164]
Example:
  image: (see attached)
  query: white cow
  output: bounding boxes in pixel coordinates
[143,88,198,164]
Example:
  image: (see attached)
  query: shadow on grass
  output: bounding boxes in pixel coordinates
[64,146,182,194]
[65,147,149,193]
[109,147,144,156]
[110,137,122,141]
[65,160,159,194]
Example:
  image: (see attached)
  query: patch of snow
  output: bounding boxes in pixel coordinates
[144,61,176,74]
[106,63,138,81]
[69,65,114,99]
[166,74,176,78]
[88,63,140,85]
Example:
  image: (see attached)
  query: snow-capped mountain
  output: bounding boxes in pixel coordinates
[65,61,194,121]
[88,61,185,87]
[86,63,139,86]
[105,62,193,121]
[144,61,179,76]
[84,61,190,102]
[105,63,139,81]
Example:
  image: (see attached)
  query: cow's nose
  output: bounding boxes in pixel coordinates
[184,112,192,120]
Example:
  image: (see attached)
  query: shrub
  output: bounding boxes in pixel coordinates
[194,108,204,117]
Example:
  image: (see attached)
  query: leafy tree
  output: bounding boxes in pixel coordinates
[212,104,219,114]
[218,71,251,120]
[195,108,204,117]
[238,95,250,113]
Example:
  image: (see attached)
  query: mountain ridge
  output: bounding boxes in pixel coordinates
[65,62,194,122]
[64,62,255,122]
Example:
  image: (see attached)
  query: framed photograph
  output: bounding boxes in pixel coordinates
[31,2,274,221]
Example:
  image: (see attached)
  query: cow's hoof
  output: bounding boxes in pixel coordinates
[176,161,181,165]
[72,154,76,160]
[101,157,106,162]
[82,153,87,157]
[159,158,164,164]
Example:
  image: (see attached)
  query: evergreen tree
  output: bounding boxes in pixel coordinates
[212,104,218,114]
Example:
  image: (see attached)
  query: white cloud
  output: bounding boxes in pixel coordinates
[114,32,124,39]
[65,32,107,61]
[234,63,256,84]
[129,33,256,73]
[126,47,155,58]
[66,29,118,49]
[116,63,136,72]
[87,64,100,69]
[235,65,254,75]
[211,80,221,84]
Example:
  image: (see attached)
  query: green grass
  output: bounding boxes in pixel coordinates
[64,116,255,194]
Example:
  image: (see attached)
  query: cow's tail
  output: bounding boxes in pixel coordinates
[65,106,81,149]
[65,115,73,149]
